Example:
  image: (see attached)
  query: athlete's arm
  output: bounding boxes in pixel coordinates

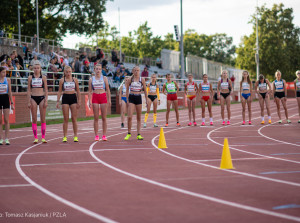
[126,80,130,104]
[254,81,259,95]
[217,81,220,98]
[250,81,253,100]
[43,75,48,108]
[7,78,14,110]
[266,80,272,95]
[142,78,148,100]
[119,86,122,105]
[229,79,233,94]
[27,75,32,108]
[294,80,297,97]
[156,84,160,101]
[162,84,166,95]
[174,81,179,94]
[75,78,81,108]
[210,83,214,97]
[283,80,287,100]
[184,83,187,95]
[239,81,242,99]
[104,76,111,106]
[56,79,63,109]
[88,78,93,108]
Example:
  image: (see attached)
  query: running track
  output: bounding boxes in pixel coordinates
[0,100,300,222]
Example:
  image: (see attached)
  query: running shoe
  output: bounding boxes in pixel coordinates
[121,123,124,128]
[188,122,192,126]
[201,122,205,126]
[154,123,158,127]
[261,120,265,125]
[287,119,291,124]
[222,121,225,125]
[177,122,181,127]
[210,122,213,126]
[41,138,47,143]
[124,134,131,140]
[227,121,230,125]
[5,139,10,145]
[74,137,78,142]
[137,134,144,140]
[242,121,245,125]
[0,139,3,145]
[33,138,38,144]
[268,119,272,124]
[278,120,282,124]
[248,121,252,125]
[63,137,67,142]
[165,123,168,127]
[102,135,107,141]
[193,122,197,126]
[95,135,100,141]
[143,123,147,128]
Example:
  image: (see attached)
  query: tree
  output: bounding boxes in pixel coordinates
[0,0,110,41]
[236,3,300,81]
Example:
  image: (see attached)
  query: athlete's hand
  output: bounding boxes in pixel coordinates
[56,102,60,109]
[28,103,31,109]
[158,100,160,105]
[108,100,112,107]
[89,101,92,109]
[76,103,81,109]
[11,104,14,110]
[44,101,48,108]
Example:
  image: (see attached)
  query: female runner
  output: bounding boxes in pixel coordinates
[143,73,160,128]
[273,70,290,123]
[27,61,48,143]
[240,70,253,125]
[124,66,147,140]
[162,74,180,127]
[119,76,130,128]
[88,64,111,141]
[56,66,81,142]
[217,70,232,125]
[0,67,14,145]
[184,73,198,126]
[294,70,300,123]
[255,74,272,124]
[199,74,214,126]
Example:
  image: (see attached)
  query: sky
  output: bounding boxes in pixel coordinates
[62,0,300,49]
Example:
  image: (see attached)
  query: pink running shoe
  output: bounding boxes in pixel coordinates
[201,122,205,126]
[188,122,192,126]
[210,122,213,126]
[248,121,252,125]
[102,135,107,141]
[95,135,100,141]
[227,120,230,125]
[222,121,225,125]
[193,122,197,126]
[242,121,245,125]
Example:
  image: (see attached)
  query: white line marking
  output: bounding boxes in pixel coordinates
[194,157,269,162]
[15,131,119,223]
[89,141,300,222]
[0,184,32,188]
[21,161,100,167]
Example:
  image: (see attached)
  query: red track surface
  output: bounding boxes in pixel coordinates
[0,100,300,223]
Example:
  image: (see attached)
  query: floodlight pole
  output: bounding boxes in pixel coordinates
[36,0,39,53]
[255,1,259,80]
[180,0,185,78]
[18,0,21,46]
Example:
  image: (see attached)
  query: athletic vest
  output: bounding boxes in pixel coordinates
[31,75,44,88]
[220,78,229,90]
[274,79,284,91]
[130,77,142,93]
[201,81,210,93]
[149,82,157,94]
[166,81,176,93]
[0,77,8,94]
[296,79,300,92]
[187,82,195,93]
[258,80,267,91]
[92,75,105,90]
[242,82,250,91]
[63,77,76,92]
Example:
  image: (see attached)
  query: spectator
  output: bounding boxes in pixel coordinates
[53,57,62,72]
[6,58,14,77]
[141,67,149,78]
[0,28,4,45]
[230,74,236,90]
[83,61,92,91]
[111,48,119,66]
[47,58,58,91]
[79,51,87,61]
[32,48,39,57]
[156,57,162,69]
[113,68,122,82]
[15,59,23,77]
[73,56,81,78]
[30,55,39,66]
[96,47,104,60]
[32,34,38,49]
[63,56,70,66]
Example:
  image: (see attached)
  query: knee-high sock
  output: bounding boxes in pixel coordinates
[32,123,37,139]
[144,113,149,123]
[153,113,157,123]
[41,123,46,138]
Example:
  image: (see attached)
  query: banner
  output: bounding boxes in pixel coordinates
[2,96,15,124]
[85,95,101,116]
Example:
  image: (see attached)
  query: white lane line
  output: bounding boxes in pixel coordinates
[21,161,100,167]
[194,157,269,162]
[15,131,119,223]
[0,184,32,188]
[258,114,300,147]
[89,141,300,222]
[207,108,300,165]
